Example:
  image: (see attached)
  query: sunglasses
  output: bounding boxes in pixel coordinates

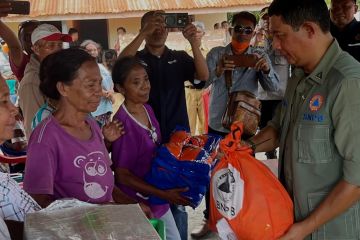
[233,25,254,35]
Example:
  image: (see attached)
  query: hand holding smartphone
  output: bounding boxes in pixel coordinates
[223,54,258,68]
[161,13,189,28]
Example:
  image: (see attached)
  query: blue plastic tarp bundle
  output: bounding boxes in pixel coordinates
[145,133,221,208]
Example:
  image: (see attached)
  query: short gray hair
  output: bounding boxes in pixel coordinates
[80,39,100,49]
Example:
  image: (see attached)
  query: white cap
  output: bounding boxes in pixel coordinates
[31,24,72,45]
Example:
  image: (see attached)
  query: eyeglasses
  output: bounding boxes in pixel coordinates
[233,25,254,35]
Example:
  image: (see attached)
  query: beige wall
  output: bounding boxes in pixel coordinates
[6,22,19,36]
[195,13,228,30]
[108,17,141,49]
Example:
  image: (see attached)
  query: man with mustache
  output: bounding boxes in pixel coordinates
[330,0,360,61]
[248,0,360,238]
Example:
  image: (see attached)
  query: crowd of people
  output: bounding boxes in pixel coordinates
[0,0,359,239]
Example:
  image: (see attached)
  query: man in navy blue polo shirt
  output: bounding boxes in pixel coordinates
[120,11,209,240]
[330,0,360,61]
[121,11,208,143]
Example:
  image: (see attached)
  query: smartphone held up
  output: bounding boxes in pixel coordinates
[161,13,189,28]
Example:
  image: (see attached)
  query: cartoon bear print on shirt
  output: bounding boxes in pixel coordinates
[73,151,109,199]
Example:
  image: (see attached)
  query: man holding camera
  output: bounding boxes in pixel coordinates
[190,11,279,239]
[120,11,208,240]
[206,11,279,137]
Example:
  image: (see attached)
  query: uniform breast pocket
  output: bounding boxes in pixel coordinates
[297,124,332,163]
[309,192,360,240]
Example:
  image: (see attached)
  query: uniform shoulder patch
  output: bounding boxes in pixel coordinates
[315,72,322,80]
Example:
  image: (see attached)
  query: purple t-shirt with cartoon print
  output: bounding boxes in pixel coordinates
[112,104,169,218]
[24,115,114,204]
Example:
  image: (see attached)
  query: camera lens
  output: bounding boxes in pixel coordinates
[165,16,176,26]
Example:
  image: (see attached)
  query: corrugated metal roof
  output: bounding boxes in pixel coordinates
[4,0,271,21]
[30,0,271,14]
[16,0,271,16]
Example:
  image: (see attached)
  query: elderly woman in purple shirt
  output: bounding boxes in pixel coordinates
[23,49,141,209]
[111,56,191,240]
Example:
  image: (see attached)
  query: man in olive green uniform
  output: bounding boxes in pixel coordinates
[248,0,360,239]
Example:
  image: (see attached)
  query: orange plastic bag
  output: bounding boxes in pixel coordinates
[209,122,293,239]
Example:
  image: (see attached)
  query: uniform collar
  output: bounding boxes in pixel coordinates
[300,40,342,85]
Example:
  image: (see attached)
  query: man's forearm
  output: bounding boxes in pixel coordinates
[297,180,360,237]
[119,32,146,58]
[112,186,136,204]
[249,125,279,153]
[192,44,209,81]
[0,21,23,67]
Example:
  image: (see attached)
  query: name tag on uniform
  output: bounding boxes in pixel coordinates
[303,113,325,122]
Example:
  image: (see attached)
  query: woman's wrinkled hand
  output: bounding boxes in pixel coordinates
[102,119,125,143]
[163,187,192,206]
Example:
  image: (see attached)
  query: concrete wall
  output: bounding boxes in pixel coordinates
[195,13,228,30]
[6,22,19,36]
[108,17,141,50]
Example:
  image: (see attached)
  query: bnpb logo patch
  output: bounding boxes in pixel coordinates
[309,94,324,112]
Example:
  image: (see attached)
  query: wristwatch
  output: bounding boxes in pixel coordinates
[246,139,256,152]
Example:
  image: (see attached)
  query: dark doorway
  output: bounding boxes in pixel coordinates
[75,19,109,49]
[42,21,62,31]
